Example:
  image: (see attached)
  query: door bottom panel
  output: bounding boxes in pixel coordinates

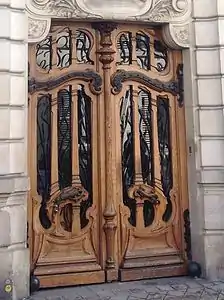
[119,264,187,282]
[38,271,106,288]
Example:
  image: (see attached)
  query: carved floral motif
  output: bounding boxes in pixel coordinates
[132,0,189,22]
[31,0,101,18]
[27,0,191,47]
[28,17,50,41]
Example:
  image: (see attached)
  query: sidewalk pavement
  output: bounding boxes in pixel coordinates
[29,276,224,300]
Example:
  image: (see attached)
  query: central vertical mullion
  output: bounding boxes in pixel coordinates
[132,86,143,184]
[71,84,81,185]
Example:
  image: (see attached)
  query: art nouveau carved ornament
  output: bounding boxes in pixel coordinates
[27,0,191,48]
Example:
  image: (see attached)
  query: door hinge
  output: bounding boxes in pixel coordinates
[176,63,184,107]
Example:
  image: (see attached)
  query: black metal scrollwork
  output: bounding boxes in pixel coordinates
[36,36,52,71]
[117,32,132,65]
[57,29,72,68]
[136,32,150,70]
[76,30,94,65]
[154,40,168,72]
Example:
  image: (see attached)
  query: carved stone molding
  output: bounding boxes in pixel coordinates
[162,22,190,49]
[27,0,191,48]
[28,14,51,43]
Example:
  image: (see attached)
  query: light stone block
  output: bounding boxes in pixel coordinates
[200,169,224,184]
[6,192,27,206]
[10,75,26,105]
[0,108,10,138]
[204,234,224,280]
[219,48,224,74]
[0,209,10,247]
[12,248,29,300]
[11,0,25,9]
[0,73,10,104]
[199,109,224,136]
[221,78,224,105]
[11,11,27,41]
[196,49,220,75]
[193,0,217,18]
[0,144,9,175]
[14,176,29,192]
[9,142,26,174]
[218,20,224,45]
[0,8,10,38]
[0,247,29,300]
[217,0,224,15]
[0,0,10,4]
[0,177,29,196]
[194,20,218,47]
[10,43,26,73]
[197,78,222,106]
[3,205,26,245]
[10,109,25,139]
[0,248,12,286]
[204,192,224,230]
[201,139,224,167]
[0,39,10,71]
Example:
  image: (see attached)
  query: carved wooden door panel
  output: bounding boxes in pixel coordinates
[28,22,189,288]
[28,23,106,287]
[110,25,189,280]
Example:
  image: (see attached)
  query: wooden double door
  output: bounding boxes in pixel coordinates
[28,22,189,288]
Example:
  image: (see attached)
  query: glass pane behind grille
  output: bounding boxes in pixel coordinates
[37,94,52,229]
[157,97,173,222]
[120,86,136,226]
[138,89,154,227]
[57,88,72,190]
[78,85,93,228]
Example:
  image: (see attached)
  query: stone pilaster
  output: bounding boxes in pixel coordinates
[187,0,224,279]
[0,0,29,298]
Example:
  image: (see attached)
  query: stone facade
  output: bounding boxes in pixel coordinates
[189,0,224,279]
[0,0,224,299]
[0,0,29,299]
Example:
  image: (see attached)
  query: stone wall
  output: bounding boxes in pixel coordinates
[0,0,29,298]
[188,0,224,279]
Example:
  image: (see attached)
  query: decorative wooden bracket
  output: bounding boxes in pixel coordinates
[128,184,160,229]
[28,70,103,95]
